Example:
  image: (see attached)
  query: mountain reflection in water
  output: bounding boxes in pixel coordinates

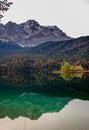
[0,92,71,119]
[0,99,89,130]
[0,72,89,130]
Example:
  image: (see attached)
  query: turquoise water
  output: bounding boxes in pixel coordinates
[0,92,71,119]
[0,72,89,120]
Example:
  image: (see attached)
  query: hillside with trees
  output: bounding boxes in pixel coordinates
[29,36,89,61]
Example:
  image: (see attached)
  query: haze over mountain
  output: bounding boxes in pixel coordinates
[0,20,71,47]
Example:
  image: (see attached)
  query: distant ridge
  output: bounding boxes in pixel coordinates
[29,36,89,61]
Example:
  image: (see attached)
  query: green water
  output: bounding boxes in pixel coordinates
[0,72,89,120]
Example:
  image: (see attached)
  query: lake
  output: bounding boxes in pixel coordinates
[0,72,89,130]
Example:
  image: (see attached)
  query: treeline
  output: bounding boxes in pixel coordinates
[0,55,60,74]
[0,55,89,75]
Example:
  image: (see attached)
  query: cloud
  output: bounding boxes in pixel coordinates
[84,0,89,4]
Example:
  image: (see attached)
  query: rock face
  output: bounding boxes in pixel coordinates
[0,20,71,47]
[0,23,13,42]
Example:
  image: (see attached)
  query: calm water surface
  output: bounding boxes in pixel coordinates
[0,72,89,130]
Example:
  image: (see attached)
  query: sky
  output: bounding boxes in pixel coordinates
[1,0,89,38]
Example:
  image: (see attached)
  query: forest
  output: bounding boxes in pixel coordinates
[0,54,89,76]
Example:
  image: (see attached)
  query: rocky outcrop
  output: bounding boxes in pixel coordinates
[0,20,71,47]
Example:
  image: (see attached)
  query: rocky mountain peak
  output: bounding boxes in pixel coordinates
[5,21,19,31]
[24,20,41,34]
[46,25,67,36]
[25,20,40,27]
[6,21,17,26]
[0,20,71,47]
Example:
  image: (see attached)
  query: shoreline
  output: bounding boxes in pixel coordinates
[53,70,89,74]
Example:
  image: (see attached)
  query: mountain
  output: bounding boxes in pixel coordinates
[0,23,14,43]
[0,20,70,47]
[29,36,89,61]
[0,40,21,55]
[0,20,89,62]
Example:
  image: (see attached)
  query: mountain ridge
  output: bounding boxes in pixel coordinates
[29,36,89,61]
[0,20,71,47]
[0,20,89,63]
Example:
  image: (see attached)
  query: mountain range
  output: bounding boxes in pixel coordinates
[0,20,70,47]
[0,19,89,62]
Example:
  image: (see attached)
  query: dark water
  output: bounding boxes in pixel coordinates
[0,72,89,129]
